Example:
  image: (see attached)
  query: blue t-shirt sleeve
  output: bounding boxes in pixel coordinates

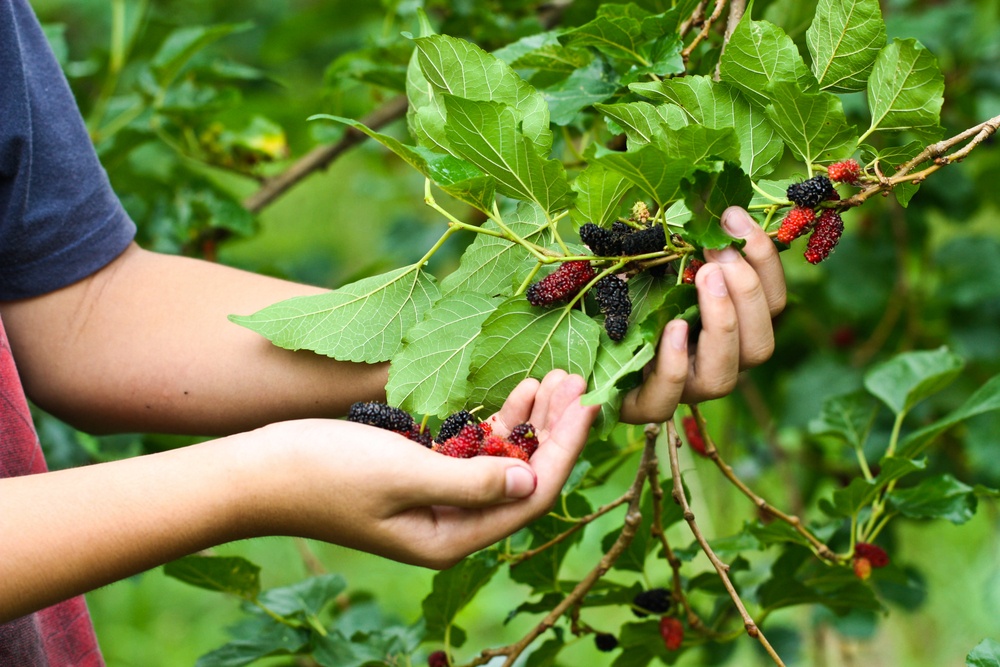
[0,0,137,300]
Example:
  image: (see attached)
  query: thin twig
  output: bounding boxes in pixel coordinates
[293,538,328,576]
[506,494,632,566]
[665,419,787,667]
[242,96,409,214]
[682,0,729,60]
[842,114,1000,209]
[715,0,746,80]
[645,432,709,634]
[679,1,709,39]
[462,430,659,667]
[690,406,837,563]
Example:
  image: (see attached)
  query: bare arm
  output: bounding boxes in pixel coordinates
[0,373,598,624]
[0,243,387,435]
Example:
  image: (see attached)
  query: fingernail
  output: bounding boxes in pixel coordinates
[707,247,740,263]
[667,320,688,350]
[722,208,754,239]
[506,466,536,499]
[706,266,728,297]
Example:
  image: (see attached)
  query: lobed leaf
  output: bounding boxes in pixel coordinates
[230,265,440,363]
[967,639,1000,667]
[570,164,632,228]
[591,143,693,208]
[887,474,978,524]
[765,82,857,167]
[442,95,574,214]
[809,390,879,449]
[900,374,1000,457]
[542,58,619,126]
[195,616,309,667]
[422,551,500,645]
[164,555,260,600]
[719,15,816,108]
[387,294,502,417]
[865,38,945,141]
[806,0,887,93]
[467,298,601,414]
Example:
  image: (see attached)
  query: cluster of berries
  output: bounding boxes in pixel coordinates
[595,588,683,654]
[347,404,539,462]
[778,160,861,265]
[852,542,890,580]
[347,401,432,447]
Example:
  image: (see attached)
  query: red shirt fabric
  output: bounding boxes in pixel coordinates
[0,314,105,666]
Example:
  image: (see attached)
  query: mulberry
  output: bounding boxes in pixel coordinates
[427,651,448,667]
[405,427,434,448]
[526,261,595,307]
[435,410,476,444]
[508,422,539,458]
[682,416,708,457]
[853,557,873,581]
[594,275,632,341]
[681,258,704,285]
[632,201,651,223]
[828,159,861,184]
[595,633,619,652]
[787,175,835,208]
[659,617,684,651]
[632,587,673,617]
[348,402,415,433]
[579,223,623,257]
[776,207,816,244]
[854,542,889,568]
[621,224,666,256]
[803,209,844,264]
[433,423,484,459]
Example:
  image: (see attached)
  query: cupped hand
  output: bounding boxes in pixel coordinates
[250,370,598,569]
[620,206,786,424]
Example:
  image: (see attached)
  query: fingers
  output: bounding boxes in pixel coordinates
[702,246,774,368]
[490,376,541,436]
[400,453,538,508]
[720,207,786,316]
[619,320,690,424]
[681,263,741,402]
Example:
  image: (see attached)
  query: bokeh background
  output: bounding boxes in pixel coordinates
[26,0,1000,665]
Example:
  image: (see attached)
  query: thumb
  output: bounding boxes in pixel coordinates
[398,453,537,508]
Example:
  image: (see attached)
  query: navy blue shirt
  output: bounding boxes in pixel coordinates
[0,0,136,300]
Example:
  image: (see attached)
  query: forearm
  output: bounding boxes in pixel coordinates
[0,432,262,623]
[0,244,387,434]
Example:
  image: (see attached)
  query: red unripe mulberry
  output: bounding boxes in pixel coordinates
[854,542,889,568]
[526,261,595,307]
[828,159,861,184]
[776,207,815,244]
[682,416,708,457]
[804,209,844,264]
[508,422,539,457]
[659,617,684,651]
[433,423,484,458]
[428,650,448,667]
[681,258,704,285]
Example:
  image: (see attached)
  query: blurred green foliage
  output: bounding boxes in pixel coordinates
[26,0,1000,665]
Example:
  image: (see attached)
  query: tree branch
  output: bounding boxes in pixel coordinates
[682,0,729,61]
[242,96,409,214]
[666,419,786,667]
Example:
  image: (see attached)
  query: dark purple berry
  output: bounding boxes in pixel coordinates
[435,410,476,444]
[348,402,415,433]
[621,224,666,256]
[632,587,673,617]
[786,175,835,208]
[526,261,596,307]
[595,633,618,652]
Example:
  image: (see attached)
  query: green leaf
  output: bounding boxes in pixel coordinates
[442,95,574,214]
[862,347,964,416]
[308,115,495,213]
[824,458,926,517]
[864,39,945,141]
[635,283,699,347]
[584,338,656,436]
[759,546,882,614]
[152,23,253,88]
[511,493,592,591]
[806,0,887,93]
[684,162,753,250]
[543,58,619,126]
[719,15,816,107]
[631,77,785,178]
[887,474,978,524]
[600,490,654,573]
[467,298,602,414]
[654,125,742,168]
[195,616,308,667]
[594,101,685,148]
[900,374,1000,457]
[164,555,260,600]
[510,43,594,73]
[422,551,500,645]
[967,639,1000,667]
[387,294,502,417]
[311,630,396,667]
[764,82,857,167]
[809,390,879,449]
[413,34,552,152]
[230,265,440,363]
[592,144,694,208]
[570,164,632,228]
[559,13,651,65]
[440,202,552,297]
[256,574,346,618]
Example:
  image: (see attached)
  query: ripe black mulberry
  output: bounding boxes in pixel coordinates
[787,175,835,208]
[435,410,476,444]
[632,587,673,617]
[621,224,666,256]
[348,402,416,433]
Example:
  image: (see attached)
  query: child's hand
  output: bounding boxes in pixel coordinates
[249,370,598,568]
[620,206,786,424]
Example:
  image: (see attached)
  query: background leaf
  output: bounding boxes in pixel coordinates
[863,347,964,416]
[806,0,887,93]
[864,38,945,141]
[164,556,261,600]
